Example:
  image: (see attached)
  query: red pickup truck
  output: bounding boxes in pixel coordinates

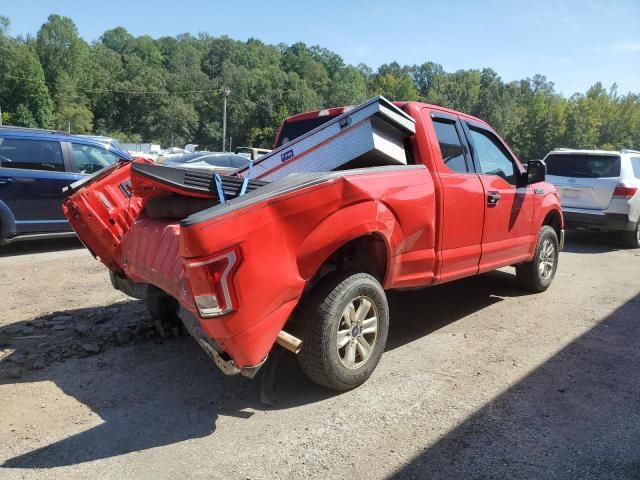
[63,97,563,391]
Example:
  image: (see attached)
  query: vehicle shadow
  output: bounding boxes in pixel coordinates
[385,270,529,351]
[562,229,629,254]
[390,292,640,479]
[0,324,266,468]
[0,269,531,469]
[0,237,82,258]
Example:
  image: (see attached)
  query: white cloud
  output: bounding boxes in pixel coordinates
[353,43,370,58]
[611,42,640,53]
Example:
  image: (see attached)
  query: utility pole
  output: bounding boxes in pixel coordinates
[68,121,71,134]
[222,88,230,152]
[0,105,3,126]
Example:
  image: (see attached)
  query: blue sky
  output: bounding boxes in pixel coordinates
[3,0,639,95]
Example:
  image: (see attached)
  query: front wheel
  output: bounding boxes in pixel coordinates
[516,225,559,292]
[297,272,389,391]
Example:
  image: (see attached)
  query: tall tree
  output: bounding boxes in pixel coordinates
[0,21,52,127]
[0,13,637,156]
[36,15,88,94]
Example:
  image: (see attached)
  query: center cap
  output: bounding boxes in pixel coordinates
[351,325,360,337]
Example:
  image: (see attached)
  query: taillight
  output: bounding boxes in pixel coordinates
[613,184,638,199]
[185,248,241,318]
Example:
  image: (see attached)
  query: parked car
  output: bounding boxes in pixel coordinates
[0,126,131,244]
[544,148,640,247]
[156,146,190,161]
[234,146,271,161]
[63,97,563,391]
[156,152,251,173]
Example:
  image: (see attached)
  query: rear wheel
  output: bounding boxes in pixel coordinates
[621,221,640,249]
[145,286,182,336]
[516,225,559,292]
[297,272,389,391]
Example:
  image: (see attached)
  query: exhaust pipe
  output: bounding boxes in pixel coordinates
[276,330,303,354]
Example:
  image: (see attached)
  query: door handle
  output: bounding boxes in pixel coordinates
[0,177,14,186]
[487,191,501,206]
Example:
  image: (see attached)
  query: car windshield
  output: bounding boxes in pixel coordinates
[545,154,621,178]
[166,153,211,163]
[71,144,120,173]
[168,153,250,169]
[275,115,338,147]
[109,140,129,156]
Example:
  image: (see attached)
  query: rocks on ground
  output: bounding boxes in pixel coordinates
[0,301,185,378]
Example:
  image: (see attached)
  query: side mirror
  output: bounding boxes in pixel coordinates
[526,159,546,185]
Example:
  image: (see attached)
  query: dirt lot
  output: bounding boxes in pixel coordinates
[0,232,639,480]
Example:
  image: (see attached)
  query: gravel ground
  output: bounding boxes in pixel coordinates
[0,232,639,479]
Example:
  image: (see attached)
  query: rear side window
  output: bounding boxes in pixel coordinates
[0,138,64,172]
[631,157,640,179]
[468,127,516,184]
[432,119,468,173]
[71,143,119,174]
[545,154,621,178]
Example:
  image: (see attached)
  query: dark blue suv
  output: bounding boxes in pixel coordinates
[0,127,132,244]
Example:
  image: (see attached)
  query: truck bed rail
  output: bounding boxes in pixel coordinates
[131,163,268,199]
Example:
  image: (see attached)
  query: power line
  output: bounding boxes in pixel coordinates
[0,71,223,95]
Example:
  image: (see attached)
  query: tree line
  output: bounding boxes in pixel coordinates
[0,14,638,159]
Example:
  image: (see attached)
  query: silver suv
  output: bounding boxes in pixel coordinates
[543,148,640,248]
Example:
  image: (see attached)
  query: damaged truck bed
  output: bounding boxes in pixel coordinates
[63,96,563,391]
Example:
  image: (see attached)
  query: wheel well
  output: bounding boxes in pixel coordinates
[0,203,14,244]
[543,209,562,238]
[308,234,388,288]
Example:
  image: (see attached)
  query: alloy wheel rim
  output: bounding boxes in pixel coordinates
[336,296,379,370]
[538,238,556,279]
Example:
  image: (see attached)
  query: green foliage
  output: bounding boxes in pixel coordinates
[0,14,638,158]
[13,104,37,128]
[0,30,53,127]
[36,15,89,94]
[51,72,93,133]
[0,16,9,36]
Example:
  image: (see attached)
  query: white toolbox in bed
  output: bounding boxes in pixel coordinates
[240,96,416,182]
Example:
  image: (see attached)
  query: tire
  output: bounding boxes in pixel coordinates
[621,221,640,249]
[145,286,182,335]
[516,225,559,293]
[297,272,389,391]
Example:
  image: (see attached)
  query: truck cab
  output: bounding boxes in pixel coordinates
[276,101,563,284]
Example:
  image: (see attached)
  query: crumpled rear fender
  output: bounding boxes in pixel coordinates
[294,170,437,289]
[295,199,399,284]
[180,167,436,368]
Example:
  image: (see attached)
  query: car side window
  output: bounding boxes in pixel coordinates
[71,143,120,174]
[432,119,468,173]
[468,127,517,184]
[0,138,65,172]
[631,157,640,179]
